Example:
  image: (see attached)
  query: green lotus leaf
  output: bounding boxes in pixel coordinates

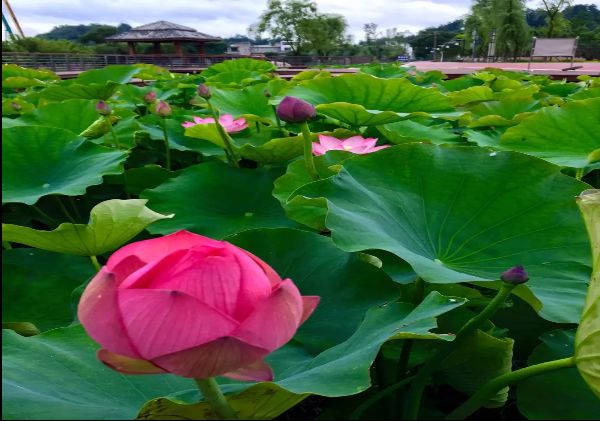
[236,134,304,164]
[501,98,600,168]
[439,76,484,92]
[360,63,410,79]
[2,126,127,205]
[518,330,600,419]
[2,64,59,82]
[316,102,403,126]
[575,189,600,398]
[439,330,514,408]
[200,58,276,78]
[291,69,331,81]
[284,73,453,113]
[141,162,297,238]
[2,76,46,89]
[2,249,95,331]
[205,70,272,87]
[569,87,600,100]
[2,199,173,256]
[20,99,100,134]
[210,83,278,122]
[378,120,463,145]
[295,144,591,323]
[447,85,495,106]
[75,65,142,85]
[37,81,120,101]
[468,97,540,120]
[2,97,35,115]
[2,326,193,420]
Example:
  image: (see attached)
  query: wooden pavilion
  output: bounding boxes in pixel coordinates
[105,21,221,56]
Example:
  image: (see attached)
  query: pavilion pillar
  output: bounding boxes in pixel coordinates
[127,42,137,55]
[174,41,183,56]
[153,42,161,54]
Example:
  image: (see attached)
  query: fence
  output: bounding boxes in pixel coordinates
[1,52,376,72]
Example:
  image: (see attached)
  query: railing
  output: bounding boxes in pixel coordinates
[1,53,258,72]
[1,52,376,72]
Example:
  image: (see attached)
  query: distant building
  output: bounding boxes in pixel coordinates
[227,41,292,55]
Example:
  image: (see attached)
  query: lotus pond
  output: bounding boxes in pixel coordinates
[2,59,600,420]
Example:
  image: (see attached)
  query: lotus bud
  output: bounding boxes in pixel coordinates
[197,84,211,99]
[96,100,112,116]
[276,96,316,123]
[10,102,22,111]
[500,265,529,284]
[155,100,172,117]
[144,91,157,103]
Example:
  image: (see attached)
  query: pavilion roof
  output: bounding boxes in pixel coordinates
[106,20,221,42]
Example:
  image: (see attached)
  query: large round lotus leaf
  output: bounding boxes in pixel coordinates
[284,73,453,112]
[501,98,600,168]
[517,330,600,420]
[74,65,142,85]
[200,58,276,78]
[20,99,99,134]
[575,190,600,398]
[2,326,193,420]
[2,126,127,205]
[228,228,400,352]
[141,162,297,238]
[37,81,120,101]
[295,144,591,323]
[2,249,95,331]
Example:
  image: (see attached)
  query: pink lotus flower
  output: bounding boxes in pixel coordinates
[182,114,248,133]
[78,230,319,382]
[312,135,390,156]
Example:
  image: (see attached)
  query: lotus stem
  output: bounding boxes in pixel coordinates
[403,282,517,419]
[68,196,83,221]
[206,100,239,167]
[160,117,171,171]
[445,356,575,420]
[299,122,319,181]
[106,117,122,149]
[32,205,58,226]
[575,168,584,181]
[54,195,76,223]
[195,378,238,420]
[271,104,288,136]
[89,255,101,272]
[350,376,416,420]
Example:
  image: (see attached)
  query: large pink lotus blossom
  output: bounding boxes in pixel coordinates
[182,114,248,133]
[78,230,319,382]
[312,135,390,156]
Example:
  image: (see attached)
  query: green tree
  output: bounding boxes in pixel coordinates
[78,25,118,45]
[251,0,318,55]
[297,14,348,55]
[541,0,573,37]
[496,0,529,60]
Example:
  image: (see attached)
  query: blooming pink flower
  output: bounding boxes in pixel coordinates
[312,135,390,156]
[182,114,248,133]
[78,230,319,382]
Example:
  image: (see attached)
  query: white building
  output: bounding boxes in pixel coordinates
[228,41,292,55]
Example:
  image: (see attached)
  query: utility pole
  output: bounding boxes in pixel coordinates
[432,31,438,61]
[487,30,496,62]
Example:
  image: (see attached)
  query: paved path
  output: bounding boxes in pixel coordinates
[410,61,600,77]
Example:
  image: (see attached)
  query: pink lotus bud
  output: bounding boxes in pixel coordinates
[96,100,112,116]
[155,100,172,117]
[312,135,390,156]
[500,265,529,284]
[10,102,22,111]
[276,96,316,123]
[78,230,319,382]
[144,91,157,103]
[197,84,211,99]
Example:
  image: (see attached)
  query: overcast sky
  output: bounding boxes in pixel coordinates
[4,0,598,42]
